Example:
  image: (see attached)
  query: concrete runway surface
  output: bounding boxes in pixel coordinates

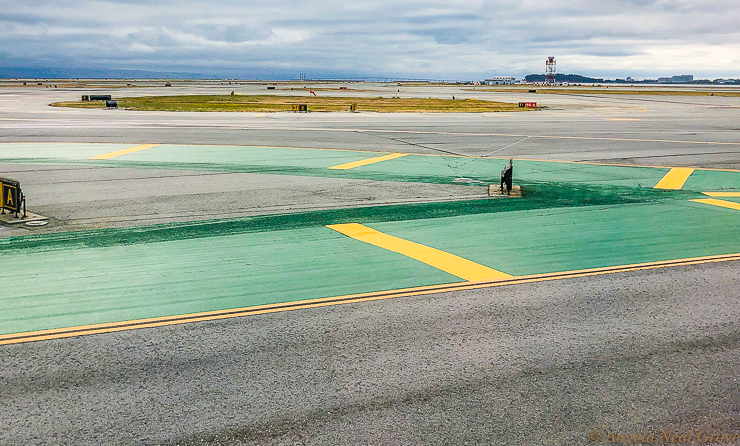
[0,82,739,445]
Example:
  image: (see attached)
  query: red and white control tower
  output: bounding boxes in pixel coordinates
[545,57,556,84]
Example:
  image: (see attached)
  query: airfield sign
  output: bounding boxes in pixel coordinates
[1,177,23,214]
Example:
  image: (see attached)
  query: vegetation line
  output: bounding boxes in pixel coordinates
[51,94,529,113]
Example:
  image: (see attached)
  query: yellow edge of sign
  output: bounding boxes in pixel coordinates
[327,223,513,281]
[328,153,408,170]
[89,144,160,160]
[654,167,695,190]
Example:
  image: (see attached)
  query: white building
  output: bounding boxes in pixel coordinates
[484,76,516,85]
[657,75,694,84]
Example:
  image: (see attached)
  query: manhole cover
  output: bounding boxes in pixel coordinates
[25,220,49,227]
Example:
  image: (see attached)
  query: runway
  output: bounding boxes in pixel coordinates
[2,82,740,167]
[1,83,739,445]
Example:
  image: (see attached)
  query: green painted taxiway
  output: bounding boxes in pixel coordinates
[1,143,739,338]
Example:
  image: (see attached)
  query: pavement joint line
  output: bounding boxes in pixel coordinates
[654,167,695,190]
[2,252,740,346]
[305,127,740,148]
[690,198,740,211]
[252,126,740,148]
[89,144,160,160]
[6,123,740,148]
[326,223,513,281]
[327,153,409,170]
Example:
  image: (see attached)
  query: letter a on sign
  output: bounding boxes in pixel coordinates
[2,183,20,213]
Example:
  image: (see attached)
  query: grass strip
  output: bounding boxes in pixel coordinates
[51,94,527,113]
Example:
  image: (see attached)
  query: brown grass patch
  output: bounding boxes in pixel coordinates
[51,94,530,113]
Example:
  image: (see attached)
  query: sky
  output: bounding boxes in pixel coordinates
[1,0,739,80]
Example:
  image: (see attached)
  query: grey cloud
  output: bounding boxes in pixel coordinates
[411,27,478,44]
[184,25,270,44]
[0,0,738,79]
[403,13,483,25]
[0,12,47,25]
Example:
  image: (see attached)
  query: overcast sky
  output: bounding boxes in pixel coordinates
[1,0,738,80]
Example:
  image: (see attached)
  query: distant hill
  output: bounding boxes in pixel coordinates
[525,74,604,83]
[0,66,207,79]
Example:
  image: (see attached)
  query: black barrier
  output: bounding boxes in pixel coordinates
[500,159,513,195]
[106,100,118,108]
[89,95,112,101]
[0,177,25,216]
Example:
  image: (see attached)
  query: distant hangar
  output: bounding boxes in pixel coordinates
[484,76,516,85]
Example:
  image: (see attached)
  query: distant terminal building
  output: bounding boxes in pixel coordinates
[484,76,516,85]
[657,75,694,83]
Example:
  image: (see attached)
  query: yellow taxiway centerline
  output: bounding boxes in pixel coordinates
[691,198,740,211]
[328,153,408,170]
[701,192,740,198]
[327,223,512,281]
[654,167,695,190]
[89,144,160,160]
[3,252,740,346]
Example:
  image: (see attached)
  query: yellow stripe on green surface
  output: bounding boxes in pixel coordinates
[701,192,740,198]
[327,223,512,281]
[3,252,740,345]
[691,198,740,211]
[654,167,694,189]
[90,144,160,160]
[328,153,408,170]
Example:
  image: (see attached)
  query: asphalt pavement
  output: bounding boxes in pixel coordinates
[0,83,739,445]
[2,261,739,445]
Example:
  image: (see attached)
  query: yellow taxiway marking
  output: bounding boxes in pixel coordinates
[327,223,512,281]
[691,198,740,211]
[3,252,740,346]
[328,153,408,170]
[89,144,160,160]
[654,167,695,190]
[702,192,740,198]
